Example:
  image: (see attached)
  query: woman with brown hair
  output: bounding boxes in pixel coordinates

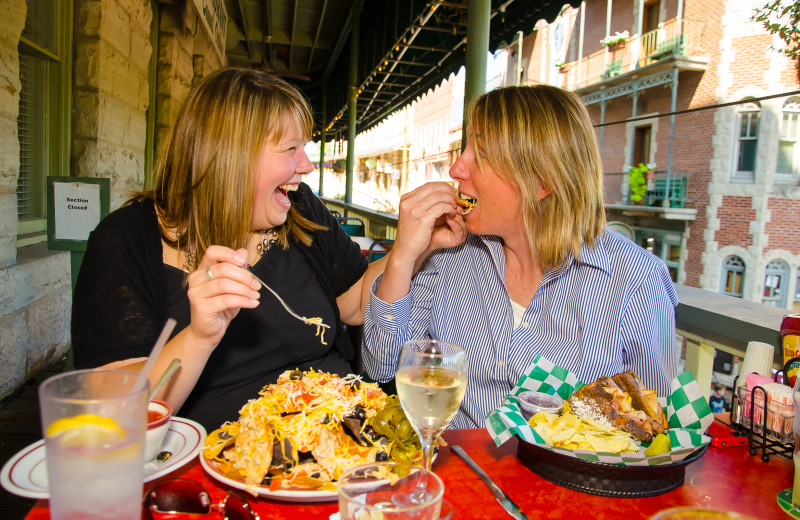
[72,68,386,430]
[362,84,678,428]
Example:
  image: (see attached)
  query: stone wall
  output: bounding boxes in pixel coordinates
[72,0,154,207]
[0,1,25,269]
[0,0,72,399]
[0,0,224,401]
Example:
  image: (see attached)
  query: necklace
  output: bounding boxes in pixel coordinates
[256,229,278,257]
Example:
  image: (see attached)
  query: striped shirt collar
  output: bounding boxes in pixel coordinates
[476,231,612,281]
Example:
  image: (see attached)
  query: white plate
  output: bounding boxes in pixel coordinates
[1,417,206,499]
[200,455,338,502]
[200,451,435,503]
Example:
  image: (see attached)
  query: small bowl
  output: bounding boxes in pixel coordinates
[145,399,172,461]
[518,391,564,417]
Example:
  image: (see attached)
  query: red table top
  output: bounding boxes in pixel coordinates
[24,423,793,520]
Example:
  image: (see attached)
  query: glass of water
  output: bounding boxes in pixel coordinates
[39,369,148,520]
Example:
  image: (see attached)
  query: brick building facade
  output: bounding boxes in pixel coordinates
[518,0,800,309]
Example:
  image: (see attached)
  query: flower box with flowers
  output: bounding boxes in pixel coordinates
[601,31,631,47]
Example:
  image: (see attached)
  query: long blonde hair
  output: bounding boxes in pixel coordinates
[136,67,324,270]
[466,85,605,269]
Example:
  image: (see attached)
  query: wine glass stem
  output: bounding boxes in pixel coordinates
[410,433,436,502]
[421,434,435,471]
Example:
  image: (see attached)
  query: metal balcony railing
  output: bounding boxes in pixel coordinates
[604,170,692,208]
[568,18,707,89]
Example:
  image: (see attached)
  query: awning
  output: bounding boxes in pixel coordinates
[225,0,580,138]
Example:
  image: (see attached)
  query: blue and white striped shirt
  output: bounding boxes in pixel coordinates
[362,229,679,429]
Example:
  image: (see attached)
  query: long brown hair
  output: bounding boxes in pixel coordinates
[135,67,324,270]
[466,85,605,269]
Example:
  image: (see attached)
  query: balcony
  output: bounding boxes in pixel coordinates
[604,170,698,221]
[566,18,709,91]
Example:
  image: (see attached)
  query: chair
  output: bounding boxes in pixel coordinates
[338,217,366,237]
[607,221,635,241]
[647,177,687,208]
[329,209,342,218]
[367,239,394,262]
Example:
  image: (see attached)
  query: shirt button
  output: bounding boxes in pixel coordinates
[383,314,395,321]
[522,322,529,328]
[498,359,504,367]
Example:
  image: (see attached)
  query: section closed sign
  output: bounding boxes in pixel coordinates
[53,182,101,241]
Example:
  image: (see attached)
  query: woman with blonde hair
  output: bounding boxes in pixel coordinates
[73,68,386,430]
[362,84,678,428]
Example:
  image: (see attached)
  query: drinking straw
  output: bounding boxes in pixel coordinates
[134,318,177,393]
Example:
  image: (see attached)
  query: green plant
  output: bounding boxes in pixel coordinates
[628,163,654,202]
[753,0,800,80]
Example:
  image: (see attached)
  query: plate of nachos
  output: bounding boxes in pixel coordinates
[200,369,425,502]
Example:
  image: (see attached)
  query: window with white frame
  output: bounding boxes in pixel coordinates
[733,101,760,182]
[635,228,681,282]
[721,255,745,298]
[777,97,800,179]
[16,0,70,245]
[762,259,789,308]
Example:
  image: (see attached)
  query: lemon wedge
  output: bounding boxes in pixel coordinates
[46,414,126,448]
[644,433,671,456]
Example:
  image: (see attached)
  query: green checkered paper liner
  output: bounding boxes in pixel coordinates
[485,354,713,466]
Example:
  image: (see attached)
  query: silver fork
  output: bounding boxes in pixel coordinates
[246,268,330,329]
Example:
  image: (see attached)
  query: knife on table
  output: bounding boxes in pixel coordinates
[450,445,530,520]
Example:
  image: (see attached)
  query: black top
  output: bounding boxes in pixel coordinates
[72,183,368,430]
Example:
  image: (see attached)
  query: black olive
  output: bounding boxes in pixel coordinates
[353,406,366,421]
[350,380,361,390]
[262,477,272,485]
[289,370,304,380]
[376,451,389,461]
[364,425,376,438]
[322,414,331,424]
[156,451,172,462]
[311,472,321,478]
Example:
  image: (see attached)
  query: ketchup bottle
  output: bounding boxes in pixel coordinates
[783,314,800,387]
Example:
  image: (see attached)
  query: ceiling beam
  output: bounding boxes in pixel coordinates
[236,0,253,62]
[308,0,329,71]
[289,0,298,72]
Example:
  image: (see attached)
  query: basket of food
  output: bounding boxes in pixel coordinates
[486,355,713,497]
[201,369,426,502]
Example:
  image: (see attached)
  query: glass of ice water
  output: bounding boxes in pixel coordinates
[39,369,148,520]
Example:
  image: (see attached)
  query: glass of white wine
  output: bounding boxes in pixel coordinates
[396,339,467,473]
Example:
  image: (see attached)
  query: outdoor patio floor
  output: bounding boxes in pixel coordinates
[0,356,66,520]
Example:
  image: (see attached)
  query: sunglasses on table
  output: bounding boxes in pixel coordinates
[144,478,260,520]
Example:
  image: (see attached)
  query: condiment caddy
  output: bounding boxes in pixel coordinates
[730,374,794,462]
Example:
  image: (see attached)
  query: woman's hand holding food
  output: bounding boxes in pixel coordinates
[377,182,467,303]
[393,182,466,266]
[186,245,261,350]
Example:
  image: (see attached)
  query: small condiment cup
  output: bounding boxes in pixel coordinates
[518,391,564,417]
[145,399,172,461]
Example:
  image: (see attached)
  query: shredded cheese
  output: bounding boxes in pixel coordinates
[203,369,388,494]
[304,316,328,345]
